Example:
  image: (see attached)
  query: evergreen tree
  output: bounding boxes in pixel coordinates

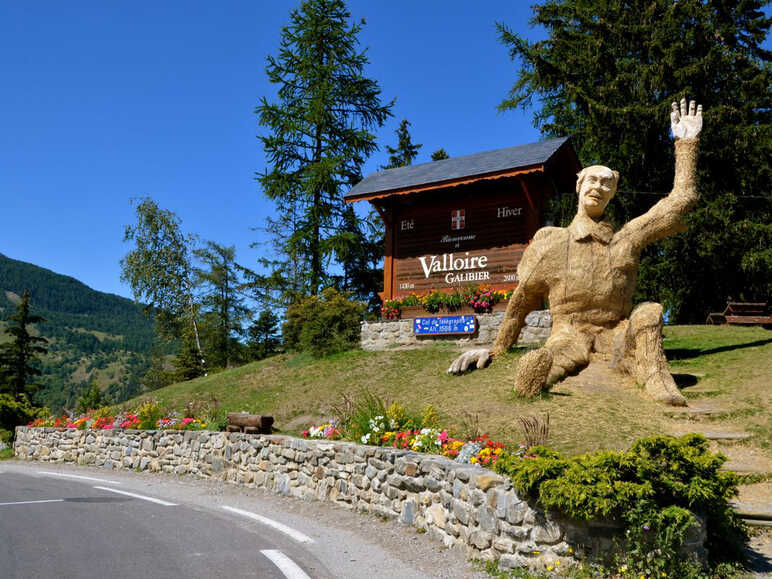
[329,205,384,312]
[172,328,207,382]
[431,148,450,161]
[381,119,422,169]
[499,0,771,321]
[194,241,249,368]
[256,0,393,299]
[247,310,282,361]
[76,381,105,414]
[0,290,48,400]
[121,197,206,365]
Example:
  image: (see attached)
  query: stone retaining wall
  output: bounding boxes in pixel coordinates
[361,310,552,351]
[13,427,706,569]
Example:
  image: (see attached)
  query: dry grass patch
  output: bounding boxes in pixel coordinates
[127,325,771,458]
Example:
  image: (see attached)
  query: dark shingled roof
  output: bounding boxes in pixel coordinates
[345,137,572,200]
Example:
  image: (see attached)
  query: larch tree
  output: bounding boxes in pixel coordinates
[194,241,250,368]
[499,0,771,322]
[256,0,393,300]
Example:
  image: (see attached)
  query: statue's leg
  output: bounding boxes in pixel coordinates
[514,328,590,397]
[628,302,687,406]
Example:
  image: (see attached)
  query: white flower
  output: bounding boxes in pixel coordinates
[361,433,371,444]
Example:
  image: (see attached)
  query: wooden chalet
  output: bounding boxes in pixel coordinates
[345,137,581,302]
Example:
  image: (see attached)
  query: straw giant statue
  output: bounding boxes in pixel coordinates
[449,98,704,406]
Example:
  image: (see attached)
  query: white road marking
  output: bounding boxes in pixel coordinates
[39,471,123,485]
[260,550,311,579]
[222,505,314,544]
[0,499,64,506]
[93,486,177,506]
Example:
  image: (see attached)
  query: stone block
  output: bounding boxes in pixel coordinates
[473,473,504,491]
[493,537,515,554]
[478,506,498,533]
[506,500,529,525]
[532,515,562,544]
[400,499,417,525]
[470,530,493,550]
[425,503,447,529]
[497,553,531,570]
[452,500,472,526]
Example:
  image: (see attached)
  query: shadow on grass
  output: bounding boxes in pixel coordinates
[672,373,699,387]
[666,338,772,361]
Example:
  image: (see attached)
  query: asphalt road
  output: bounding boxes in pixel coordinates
[0,462,486,579]
[0,469,322,578]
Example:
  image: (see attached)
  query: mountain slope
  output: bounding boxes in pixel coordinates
[0,253,156,410]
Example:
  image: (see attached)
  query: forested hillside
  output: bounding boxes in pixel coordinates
[0,253,156,410]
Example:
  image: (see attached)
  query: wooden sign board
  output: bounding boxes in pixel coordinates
[392,181,535,296]
[413,315,477,335]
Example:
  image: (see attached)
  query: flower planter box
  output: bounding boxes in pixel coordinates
[387,302,507,321]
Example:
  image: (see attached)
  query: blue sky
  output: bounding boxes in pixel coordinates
[0,1,545,300]
[5,2,766,302]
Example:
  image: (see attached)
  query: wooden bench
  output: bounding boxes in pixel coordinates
[706,302,772,327]
[226,413,274,434]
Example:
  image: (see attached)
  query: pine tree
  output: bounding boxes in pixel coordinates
[0,290,48,400]
[499,0,771,322]
[431,148,450,161]
[381,119,422,169]
[256,0,393,299]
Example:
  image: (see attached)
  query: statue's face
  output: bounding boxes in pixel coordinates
[578,166,617,219]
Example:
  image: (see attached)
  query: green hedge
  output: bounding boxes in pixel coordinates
[494,434,746,576]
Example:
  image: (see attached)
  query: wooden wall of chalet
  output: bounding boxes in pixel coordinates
[380,174,550,300]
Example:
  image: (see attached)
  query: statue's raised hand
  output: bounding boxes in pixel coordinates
[671,97,702,140]
[448,348,491,374]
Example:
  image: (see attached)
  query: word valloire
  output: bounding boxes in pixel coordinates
[418,252,490,284]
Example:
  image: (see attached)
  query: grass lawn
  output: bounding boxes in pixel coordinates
[125,325,771,461]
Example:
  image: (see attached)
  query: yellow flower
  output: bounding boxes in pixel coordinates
[533,550,540,555]
[661,574,667,578]
[555,560,560,565]
[547,566,553,571]
[568,547,573,554]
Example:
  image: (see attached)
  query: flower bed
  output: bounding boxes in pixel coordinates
[303,410,511,467]
[29,410,207,431]
[381,285,513,319]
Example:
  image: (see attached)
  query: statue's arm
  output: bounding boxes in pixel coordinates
[622,98,703,251]
[490,282,543,358]
[448,236,549,374]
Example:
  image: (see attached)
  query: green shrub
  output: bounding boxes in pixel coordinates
[0,429,13,446]
[0,393,44,436]
[135,398,163,430]
[494,434,746,575]
[283,288,365,357]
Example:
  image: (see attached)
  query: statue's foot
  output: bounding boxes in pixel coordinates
[515,348,553,397]
[645,371,687,406]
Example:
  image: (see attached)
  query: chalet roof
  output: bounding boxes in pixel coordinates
[345,137,575,202]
